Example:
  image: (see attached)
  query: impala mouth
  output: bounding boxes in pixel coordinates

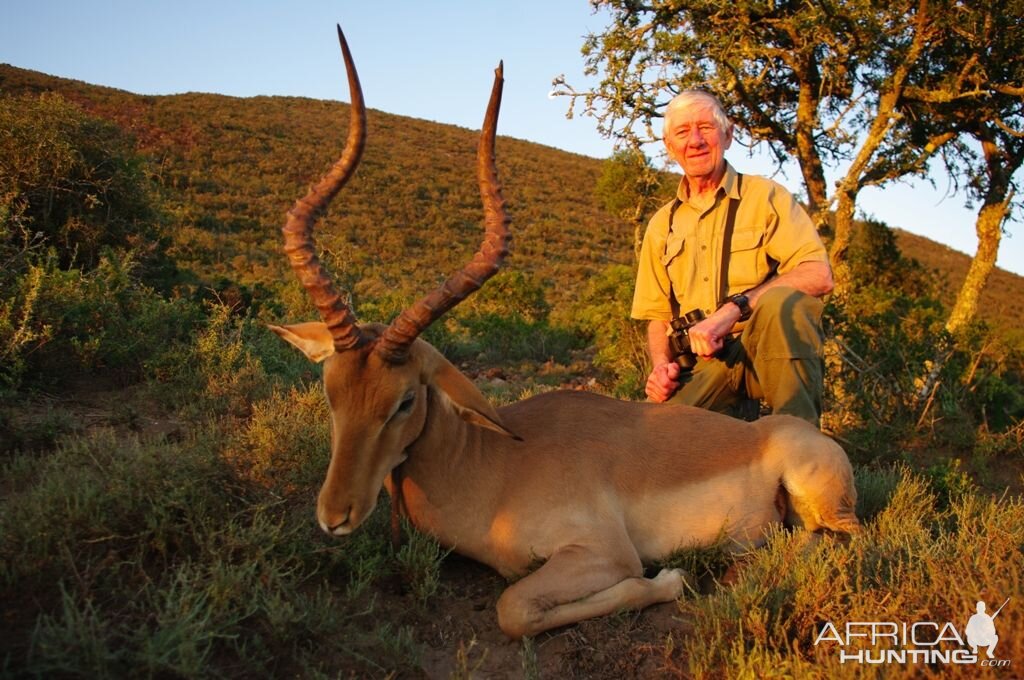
[327,521,352,537]
[320,506,354,536]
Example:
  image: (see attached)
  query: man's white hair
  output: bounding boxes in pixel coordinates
[663,90,732,136]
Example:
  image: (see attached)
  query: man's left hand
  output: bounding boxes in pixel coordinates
[687,305,741,358]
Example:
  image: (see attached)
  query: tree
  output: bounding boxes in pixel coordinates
[899,1,1024,335]
[553,0,1010,294]
[594,149,664,259]
[896,2,1024,403]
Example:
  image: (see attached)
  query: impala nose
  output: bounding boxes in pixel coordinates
[319,506,353,536]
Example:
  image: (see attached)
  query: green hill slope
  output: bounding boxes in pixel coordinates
[1,63,1020,328]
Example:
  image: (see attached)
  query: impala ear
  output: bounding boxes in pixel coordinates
[430,359,522,441]
[268,322,335,363]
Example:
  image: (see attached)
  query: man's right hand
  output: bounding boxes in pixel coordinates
[646,361,681,402]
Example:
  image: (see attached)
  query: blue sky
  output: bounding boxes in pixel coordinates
[3,0,1020,276]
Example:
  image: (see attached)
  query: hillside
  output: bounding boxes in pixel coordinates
[0,64,636,317]
[1,63,1021,329]
[893,229,1024,332]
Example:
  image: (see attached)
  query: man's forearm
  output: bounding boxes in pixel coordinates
[746,260,833,308]
[647,319,674,365]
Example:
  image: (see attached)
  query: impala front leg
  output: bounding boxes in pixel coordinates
[495,544,690,639]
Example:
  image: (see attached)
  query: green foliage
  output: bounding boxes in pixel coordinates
[0,248,198,392]
[0,426,425,677]
[595,149,664,219]
[223,382,330,497]
[395,520,451,606]
[656,531,734,585]
[0,429,236,590]
[439,271,585,364]
[0,92,166,275]
[151,302,312,418]
[569,264,649,397]
[824,219,1024,457]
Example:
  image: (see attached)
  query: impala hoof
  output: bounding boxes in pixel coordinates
[653,567,689,600]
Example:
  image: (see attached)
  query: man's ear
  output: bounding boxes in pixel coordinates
[268,322,335,363]
[430,357,522,441]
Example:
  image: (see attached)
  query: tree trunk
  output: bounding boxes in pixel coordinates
[945,198,1007,334]
[829,187,859,297]
[914,134,1018,405]
[795,87,831,236]
[945,134,1016,334]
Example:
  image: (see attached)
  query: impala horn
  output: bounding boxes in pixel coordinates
[283,25,510,362]
[376,61,510,363]
[282,24,368,353]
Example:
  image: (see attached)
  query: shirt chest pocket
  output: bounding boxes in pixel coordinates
[660,232,685,266]
[727,228,767,289]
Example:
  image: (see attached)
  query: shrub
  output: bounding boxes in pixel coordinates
[569,264,649,397]
[824,218,1024,459]
[151,302,312,418]
[223,382,330,497]
[0,93,167,276]
[0,248,199,391]
[412,271,587,364]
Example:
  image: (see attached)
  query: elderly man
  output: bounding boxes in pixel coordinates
[631,90,832,425]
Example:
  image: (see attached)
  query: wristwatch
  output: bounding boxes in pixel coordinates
[727,293,752,321]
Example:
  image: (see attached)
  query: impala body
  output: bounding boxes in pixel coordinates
[272,26,859,639]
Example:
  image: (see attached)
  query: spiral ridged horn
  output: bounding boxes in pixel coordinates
[282,24,368,352]
[375,63,510,363]
[284,26,509,361]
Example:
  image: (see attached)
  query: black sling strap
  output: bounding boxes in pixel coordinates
[665,173,743,317]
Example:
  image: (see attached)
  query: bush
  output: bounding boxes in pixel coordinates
[417,271,585,364]
[0,248,199,391]
[150,302,309,418]
[570,264,649,397]
[0,93,168,276]
[223,382,330,497]
[824,218,1024,458]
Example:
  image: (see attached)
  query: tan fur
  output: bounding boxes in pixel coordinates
[272,322,860,638]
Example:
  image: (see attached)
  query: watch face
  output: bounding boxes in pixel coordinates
[732,294,751,318]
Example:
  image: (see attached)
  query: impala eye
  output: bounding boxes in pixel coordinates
[389,392,415,422]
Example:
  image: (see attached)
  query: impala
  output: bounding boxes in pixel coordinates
[271,25,860,639]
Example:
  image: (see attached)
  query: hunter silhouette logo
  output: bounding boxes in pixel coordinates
[814,597,1012,667]
[966,598,1008,659]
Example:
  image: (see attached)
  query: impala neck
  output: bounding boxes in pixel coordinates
[384,386,505,554]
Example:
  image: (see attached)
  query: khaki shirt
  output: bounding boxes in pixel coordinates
[631,163,828,323]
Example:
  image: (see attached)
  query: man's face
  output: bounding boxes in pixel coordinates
[664,100,733,181]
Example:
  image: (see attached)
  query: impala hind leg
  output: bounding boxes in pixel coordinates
[495,544,689,639]
[783,447,861,535]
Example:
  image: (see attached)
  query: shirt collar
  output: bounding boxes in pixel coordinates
[676,161,738,203]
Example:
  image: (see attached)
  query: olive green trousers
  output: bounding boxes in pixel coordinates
[668,287,825,426]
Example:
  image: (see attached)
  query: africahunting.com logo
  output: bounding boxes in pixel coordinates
[814,598,1011,667]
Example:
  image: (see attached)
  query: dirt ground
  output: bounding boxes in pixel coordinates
[409,554,693,679]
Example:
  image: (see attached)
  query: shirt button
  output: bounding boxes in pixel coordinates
[703,276,709,282]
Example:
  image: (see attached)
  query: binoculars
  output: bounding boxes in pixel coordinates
[668,308,705,369]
